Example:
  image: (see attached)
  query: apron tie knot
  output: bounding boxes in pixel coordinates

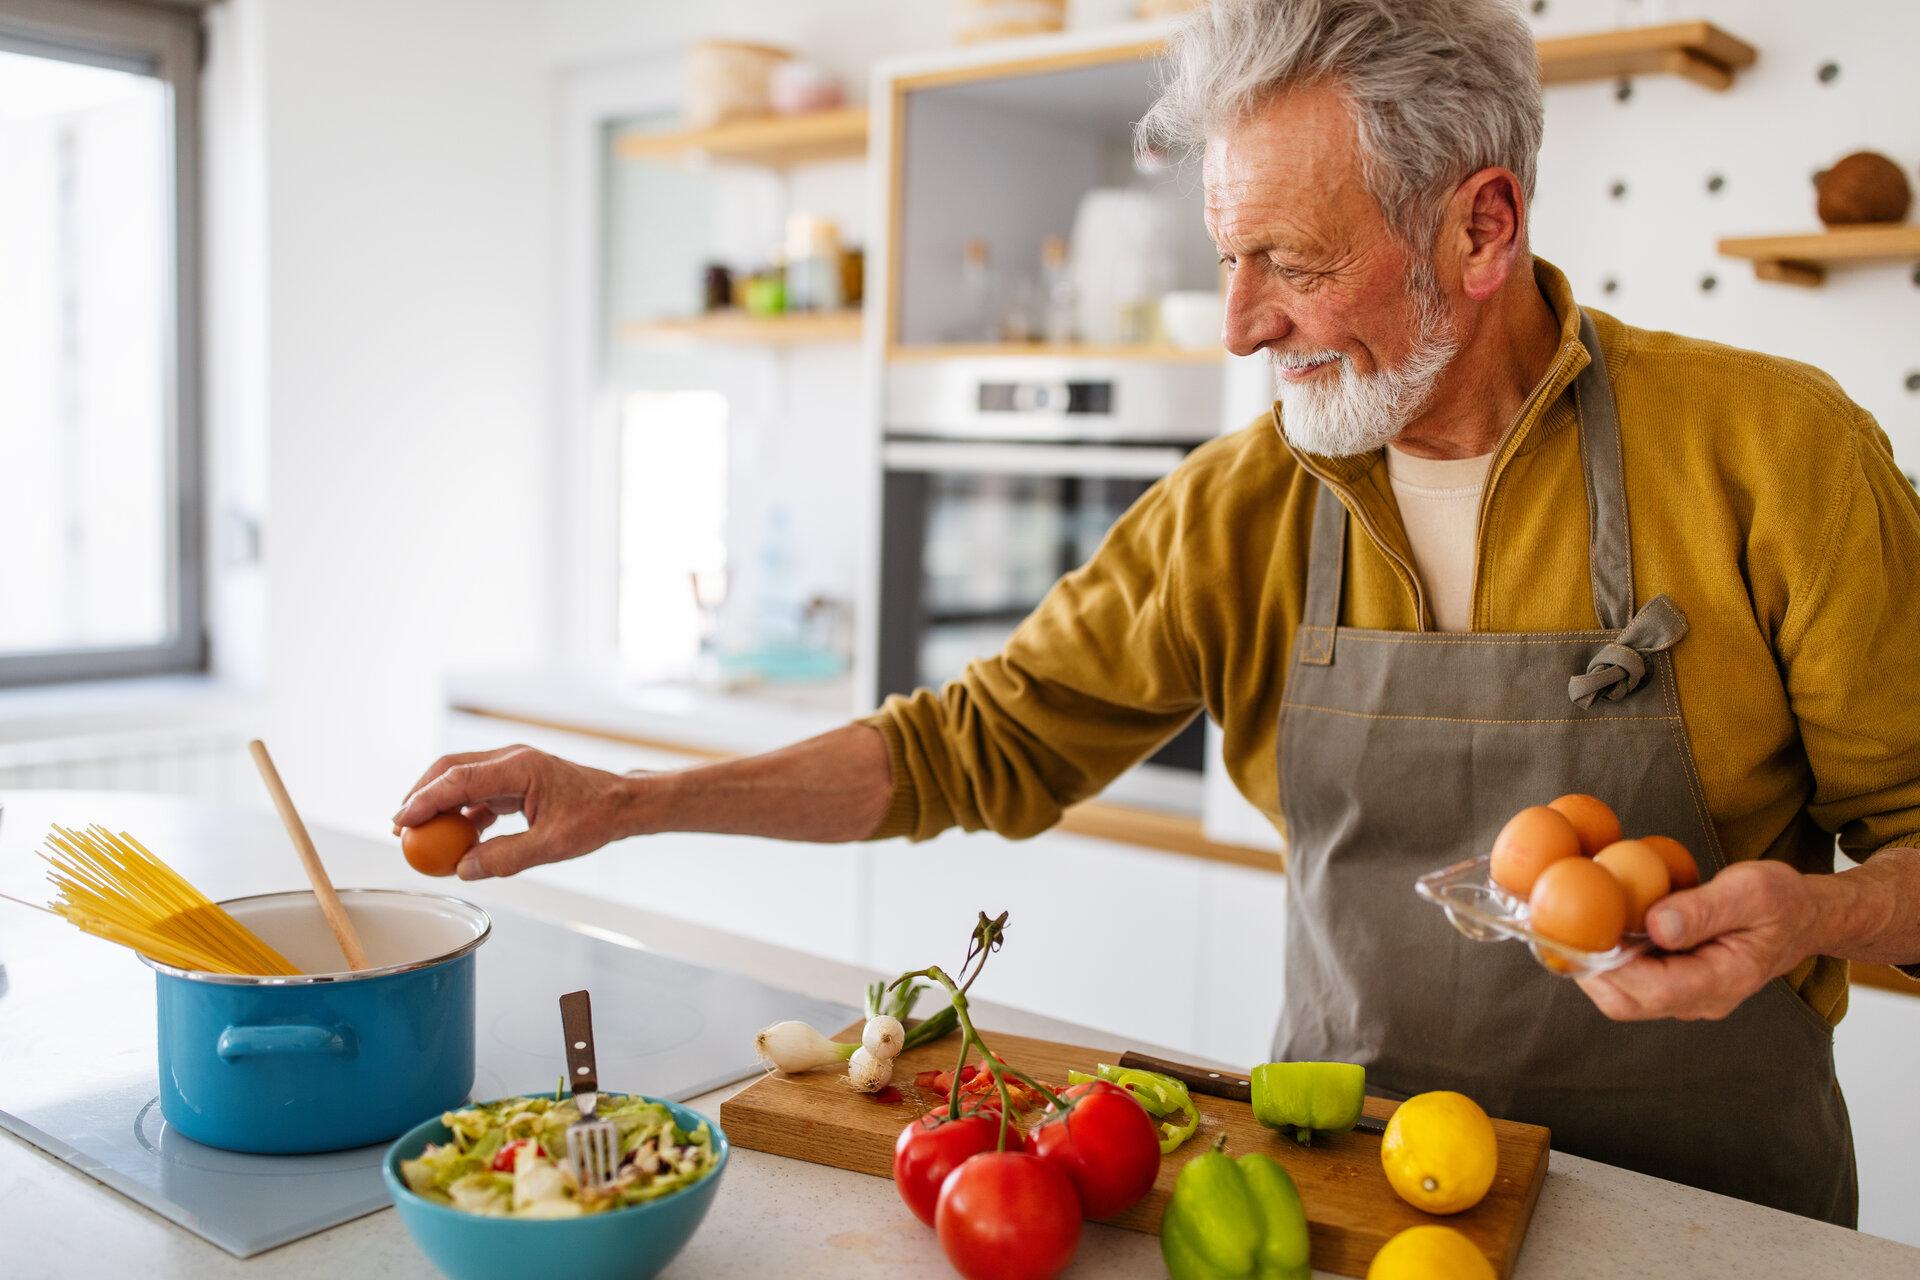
[1568,594,1689,709]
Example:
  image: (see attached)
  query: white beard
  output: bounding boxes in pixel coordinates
[1270,268,1461,458]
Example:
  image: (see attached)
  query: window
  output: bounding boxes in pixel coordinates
[0,0,203,685]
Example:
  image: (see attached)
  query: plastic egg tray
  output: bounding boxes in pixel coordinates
[1414,854,1650,978]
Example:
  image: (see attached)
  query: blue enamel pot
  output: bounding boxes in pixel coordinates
[142,889,491,1155]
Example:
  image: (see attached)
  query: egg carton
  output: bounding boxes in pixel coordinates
[1414,854,1650,979]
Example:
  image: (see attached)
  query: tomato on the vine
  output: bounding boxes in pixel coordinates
[893,1107,1021,1227]
[1027,1079,1162,1218]
[935,1151,1082,1280]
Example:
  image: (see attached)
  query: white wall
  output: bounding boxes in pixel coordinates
[1529,0,1919,459]
[204,0,554,829]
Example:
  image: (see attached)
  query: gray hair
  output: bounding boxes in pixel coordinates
[1137,0,1544,254]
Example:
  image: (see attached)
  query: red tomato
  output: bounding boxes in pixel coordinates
[1026,1080,1161,1218]
[935,1151,1082,1280]
[490,1139,544,1172]
[893,1108,1021,1228]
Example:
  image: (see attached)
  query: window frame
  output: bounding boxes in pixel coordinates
[0,0,206,686]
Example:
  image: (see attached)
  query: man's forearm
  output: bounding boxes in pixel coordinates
[621,722,897,844]
[1808,846,1920,966]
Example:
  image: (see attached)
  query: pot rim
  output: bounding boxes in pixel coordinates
[139,888,491,986]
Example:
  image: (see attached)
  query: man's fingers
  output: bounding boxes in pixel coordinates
[1646,878,1743,951]
[1580,947,1746,1021]
[396,751,493,817]
[396,757,531,829]
[456,831,542,881]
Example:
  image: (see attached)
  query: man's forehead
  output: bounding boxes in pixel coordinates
[1202,85,1374,247]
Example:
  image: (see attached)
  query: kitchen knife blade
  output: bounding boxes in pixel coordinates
[1117,1050,1389,1135]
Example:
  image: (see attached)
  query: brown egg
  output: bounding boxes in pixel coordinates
[1547,793,1621,857]
[400,812,478,877]
[1490,805,1583,897]
[1640,835,1700,891]
[1528,856,1628,953]
[1593,839,1672,934]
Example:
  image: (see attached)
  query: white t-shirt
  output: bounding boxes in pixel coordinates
[1384,445,1496,632]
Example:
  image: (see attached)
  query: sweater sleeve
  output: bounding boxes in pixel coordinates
[862,476,1205,842]
[1776,404,1920,872]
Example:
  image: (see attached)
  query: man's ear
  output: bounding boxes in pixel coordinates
[1437,167,1527,302]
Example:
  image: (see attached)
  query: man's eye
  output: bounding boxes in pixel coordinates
[1217,254,1238,272]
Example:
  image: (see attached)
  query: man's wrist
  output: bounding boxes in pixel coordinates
[614,769,674,840]
[1801,851,1905,961]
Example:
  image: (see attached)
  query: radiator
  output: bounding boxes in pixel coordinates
[0,728,252,800]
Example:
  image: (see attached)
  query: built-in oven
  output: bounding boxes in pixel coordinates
[877,358,1224,786]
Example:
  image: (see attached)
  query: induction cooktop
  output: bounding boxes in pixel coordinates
[0,903,855,1257]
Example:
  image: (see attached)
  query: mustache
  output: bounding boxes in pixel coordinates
[1267,349,1345,371]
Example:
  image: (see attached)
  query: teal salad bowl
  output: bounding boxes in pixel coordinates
[383,1094,729,1280]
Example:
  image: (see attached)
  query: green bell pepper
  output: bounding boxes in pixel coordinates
[1160,1139,1311,1280]
[1249,1062,1366,1145]
[1066,1063,1200,1153]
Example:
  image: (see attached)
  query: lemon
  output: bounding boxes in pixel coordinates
[1379,1091,1498,1214]
[1367,1225,1496,1280]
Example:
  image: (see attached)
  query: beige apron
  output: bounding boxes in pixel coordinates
[1274,312,1857,1224]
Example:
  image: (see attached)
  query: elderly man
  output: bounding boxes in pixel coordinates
[395,0,1920,1222]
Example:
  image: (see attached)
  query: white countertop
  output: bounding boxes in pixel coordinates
[2,791,1914,1280]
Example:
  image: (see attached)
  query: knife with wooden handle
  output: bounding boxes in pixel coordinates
[1117,1050,1389,1135]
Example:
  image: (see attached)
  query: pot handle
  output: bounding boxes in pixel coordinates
[217,1023,358,1061]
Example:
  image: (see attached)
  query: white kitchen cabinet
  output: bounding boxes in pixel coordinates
[1833,985,1920,1247]
[866,826,1211,1057]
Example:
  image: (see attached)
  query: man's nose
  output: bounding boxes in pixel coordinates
[1221,270,1291,358]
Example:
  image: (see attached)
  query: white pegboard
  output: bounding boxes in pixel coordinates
[1525,0,1919,468]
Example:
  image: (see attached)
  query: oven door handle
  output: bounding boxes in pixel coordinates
[881,440,1190,480]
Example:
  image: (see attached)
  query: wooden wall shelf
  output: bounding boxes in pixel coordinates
[614,106,869,169]
[889,342,1221,364]
[622,310,863,345]
[1537,20,1756,91]
[1717,225,1920,287]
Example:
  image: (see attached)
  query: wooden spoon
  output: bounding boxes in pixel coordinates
[248,739,370,971]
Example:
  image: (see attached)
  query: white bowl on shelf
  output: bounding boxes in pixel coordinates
[1158,291,1223,350]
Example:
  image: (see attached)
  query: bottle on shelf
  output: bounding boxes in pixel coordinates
[784,213,845,313]
[953,237,996,342]
[1040,234,1077,345]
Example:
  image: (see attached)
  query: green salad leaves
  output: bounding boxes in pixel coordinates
[400,1095,717,1218]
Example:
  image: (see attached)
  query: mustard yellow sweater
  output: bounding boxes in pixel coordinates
[867,260,1920,1024]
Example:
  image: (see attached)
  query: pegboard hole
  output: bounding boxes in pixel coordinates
[1817,61,1841,85]
[1699,274,1718,295]
[1706,173,1726,195]
[1609,179,1628,200]
[1613,78,1634,103]
[1910,264,1920,289]
[1601,276,1620,296]
[1905,371,1920,394]
[1530,0,1547,13]
[1811,168,1828,188]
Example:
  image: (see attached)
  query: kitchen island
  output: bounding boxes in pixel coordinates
[0,791,1913,1280]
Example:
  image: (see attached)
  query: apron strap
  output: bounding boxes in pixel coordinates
[1568,593,1689,707]
[1573,310,1635,631]
[1298,480,1346,665]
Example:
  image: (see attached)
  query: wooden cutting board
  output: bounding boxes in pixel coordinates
[722,1023,1550,1279]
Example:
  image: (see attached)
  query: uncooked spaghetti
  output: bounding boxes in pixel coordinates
[37,824,300,976]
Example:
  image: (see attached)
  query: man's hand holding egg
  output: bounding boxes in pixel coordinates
[1484,792,1833,1022]
[392,745,651,880]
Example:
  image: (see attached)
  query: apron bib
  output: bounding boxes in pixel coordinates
[1274,312,1857,1225]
